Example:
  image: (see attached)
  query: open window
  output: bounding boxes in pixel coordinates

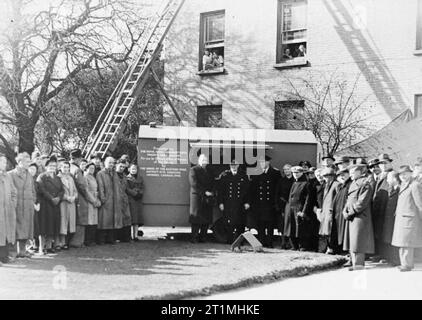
[276,0,309,68]
[199,10,225,75]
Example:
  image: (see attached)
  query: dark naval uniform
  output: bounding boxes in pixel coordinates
[217,170,250,243]
[249,166,281,247]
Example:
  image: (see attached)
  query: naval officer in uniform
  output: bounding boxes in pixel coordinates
[217,159,251,243]
[249,154,281,248]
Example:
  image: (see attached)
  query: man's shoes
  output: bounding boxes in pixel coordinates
[398,266,413,272]
[370,255,381,263]
[190,238,199,244]
[198,238,206,243]
[46,248,56,254]
[348,265,365,271]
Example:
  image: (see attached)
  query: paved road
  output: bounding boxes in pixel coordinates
[202,262,422,300]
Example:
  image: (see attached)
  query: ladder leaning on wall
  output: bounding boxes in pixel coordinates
[82,0,185,159]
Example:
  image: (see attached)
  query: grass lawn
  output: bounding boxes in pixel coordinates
[0,228,346,300]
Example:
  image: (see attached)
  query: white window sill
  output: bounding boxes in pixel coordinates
[274,58,309,69]
[414,49,422,56]
[197,67,226,76]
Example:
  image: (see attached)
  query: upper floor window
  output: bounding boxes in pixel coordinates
[197,105,223,127]
[199,11,225,74]
[416,0,422,51]
[276,0,308,66]
[415,95,422,118]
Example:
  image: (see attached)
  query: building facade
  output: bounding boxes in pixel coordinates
[163,0,422,137]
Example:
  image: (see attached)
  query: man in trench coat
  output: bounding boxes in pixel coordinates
[343,164,375,271]
[96,157,122,244]
[392,165,422,271]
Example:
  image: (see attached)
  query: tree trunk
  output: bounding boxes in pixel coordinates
[17,122,36,155]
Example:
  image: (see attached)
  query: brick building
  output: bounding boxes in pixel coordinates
[163,0,422,141]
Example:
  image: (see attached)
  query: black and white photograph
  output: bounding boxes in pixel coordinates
[1,0,422,305]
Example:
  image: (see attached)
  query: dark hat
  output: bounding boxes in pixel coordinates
[368,158,381,168]
[70,149,82,159]
[299,160,312,167]
[398,165,413,174]
[45,155,58,166]
[353,157,368,165]
[258,154,272,161]
[378,153,393,163]
[230,158,240,165]
[120,154,130,161]
[335,156,350,165]
[336,167,349,175]
[348,163,367,172]
[322,155,335,161]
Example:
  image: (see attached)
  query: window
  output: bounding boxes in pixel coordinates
[276,0,308,65]
[417,0,422,51]
[197,105,223,127]
[199,11,225,74]
[415,95,422,117]
[274,100,305,130]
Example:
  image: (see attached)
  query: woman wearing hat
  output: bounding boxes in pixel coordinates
[37,156,65,253]
[392,166,422,271]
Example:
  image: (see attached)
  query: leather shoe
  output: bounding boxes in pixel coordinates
[399,266,413,272]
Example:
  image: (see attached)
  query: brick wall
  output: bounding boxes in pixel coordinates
[164,0,422,137]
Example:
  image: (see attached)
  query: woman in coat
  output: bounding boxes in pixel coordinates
[80,163,101,246]
[36,157,64,253]
[115,160,132,243]
[0,155,17,264]
[381,171,400,266]
[126,164,144,241]
[392,165,422,271]
[9,152,36,258]
[343,164,375,271]
[58,162,78,249]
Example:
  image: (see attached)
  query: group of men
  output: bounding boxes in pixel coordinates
[189,153,422,271]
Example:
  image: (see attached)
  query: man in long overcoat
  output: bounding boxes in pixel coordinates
[372,154,394,262]
[9,152,36,258]
[249,155,281,248]
[318,167,339,254]
[217,160,250,243]
[284,166,315,251]
[115,160,132,242]
[392,165,422,271]
[189,154,215,243]
[96,157,121,244]
[343,164,375,271]
[69,149,90,248]
[0,154,17,264]
[275,164,294,248]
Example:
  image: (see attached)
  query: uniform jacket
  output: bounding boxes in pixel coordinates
[392,180,422,248]
[0,172,17,246]
[217,170,250,226]
[319,180,340,236]
[189,165,215,225]
[343,176,375,254]
[97,168,122,230]
[249,166,281,222]
[9,168,36,240]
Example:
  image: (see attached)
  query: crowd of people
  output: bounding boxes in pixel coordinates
[0,149,144,265]
[189,153,422,272]
[202,49,224,71]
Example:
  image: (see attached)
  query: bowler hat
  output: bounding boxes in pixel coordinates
[45,155,58,166]
[368,158,380,168]
[70,149,82,159]
[378,153,393,163]
[335,156,350,165]
[398,165,413,174]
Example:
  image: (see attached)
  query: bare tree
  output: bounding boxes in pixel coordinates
[281,71,375,158]
[0,0,154,162]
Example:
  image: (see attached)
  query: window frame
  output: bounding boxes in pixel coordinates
[275,0,309,68]
[274,100,306,130]
[416,0,422,54]
[197,105,223,128]
[415,94,422,118]
[199,10,226,75]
